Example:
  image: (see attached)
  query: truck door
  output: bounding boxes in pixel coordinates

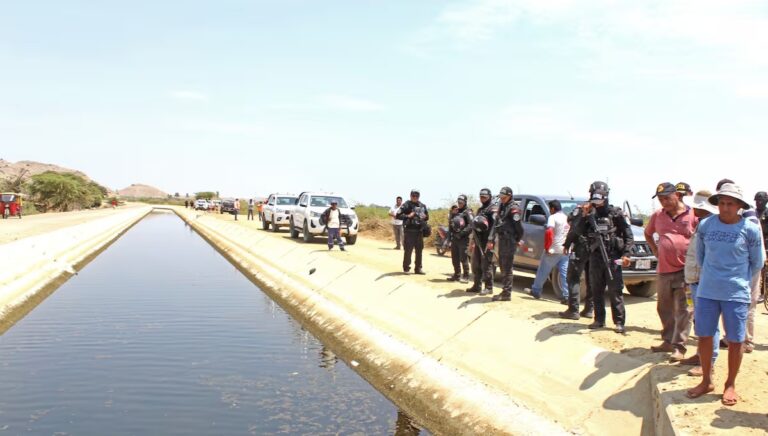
[516,198,549,269]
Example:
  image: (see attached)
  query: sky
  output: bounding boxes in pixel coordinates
[2,0,767,212]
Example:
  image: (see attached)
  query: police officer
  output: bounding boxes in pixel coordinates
[396,189,429,274]
[560,203,593,319]
[467,188,496,295]
[755,192,768,244]
[580,181,633,334]
[448,195,473,283]
[488,187,524,302]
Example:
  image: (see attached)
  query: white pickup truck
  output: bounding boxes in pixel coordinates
[289,192,359,244]
[262,193,297,232]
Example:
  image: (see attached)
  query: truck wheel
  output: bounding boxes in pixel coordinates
[303,221,312,242]
[2,208,8,219]
[346,234,357,245]
[262,215,269,230]
[550,270,587,301]
[271,219,279,232]
[290,218,299,239]
[627,281,656,298]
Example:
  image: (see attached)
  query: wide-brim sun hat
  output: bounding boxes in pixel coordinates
[708,183,750,210]
[692,190,717,214]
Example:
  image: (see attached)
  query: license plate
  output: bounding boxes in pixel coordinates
[635,259,651,270]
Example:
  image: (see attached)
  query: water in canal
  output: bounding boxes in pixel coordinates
[0,212,425,435]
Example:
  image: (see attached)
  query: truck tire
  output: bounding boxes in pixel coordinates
[627,281,656,298]
[262,215,269,230]
[271,218,279,232]
[346,234,357,245]
[303,221,312,243]
[290,218,299,239]
[550,270,587,301]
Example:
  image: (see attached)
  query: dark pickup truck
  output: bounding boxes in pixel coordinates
[512,194,657,299]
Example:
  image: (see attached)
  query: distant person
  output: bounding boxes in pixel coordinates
[447,195,473,283]
[247,198,255,221]
[686,183,764,405]
[742,193,767,353]
[111,199,117,209]
[680,190,717,376]
[645,182,698,362]
[322,200,345,251]
[561,202,593,319]
[257,201,264,222]
[467,188,495,295]
[184,200,189,208]
[234,198,241,220]
[525,200,569,304]
[676,182,693,197]
[396,189,429,274]
[389,196,404,250]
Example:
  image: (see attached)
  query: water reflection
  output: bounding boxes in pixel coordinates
[0,212,428,435]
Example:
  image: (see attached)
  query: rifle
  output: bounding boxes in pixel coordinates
[587,212,614,280]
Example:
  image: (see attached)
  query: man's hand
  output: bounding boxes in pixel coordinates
[518,241,524,247]
[408,212,415,218]
[486,241,494,251]
[621,256,631,267]
[563,246,570,255]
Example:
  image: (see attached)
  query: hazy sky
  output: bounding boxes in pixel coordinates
[2,0,767,211]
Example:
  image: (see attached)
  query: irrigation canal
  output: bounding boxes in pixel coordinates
[0,211,426,435]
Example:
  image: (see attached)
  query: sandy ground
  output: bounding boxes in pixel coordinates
[0,204,145,244]
[215,212,768,434]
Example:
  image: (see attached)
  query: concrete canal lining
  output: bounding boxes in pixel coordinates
[173,207,655,435]
[0,206,152,329]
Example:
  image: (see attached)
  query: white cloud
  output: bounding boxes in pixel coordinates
[170,90,209,101]
[321,95,385,112]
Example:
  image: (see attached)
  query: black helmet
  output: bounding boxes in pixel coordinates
[479,188,491,197]
[499,186,513,197]
[755,191,768,201]
[473,215,489,232]
[451,215,466,232]
[410,189,420,197]
[589,181,609,196]
[457,194,468,204]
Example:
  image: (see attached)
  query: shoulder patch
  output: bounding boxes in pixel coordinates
[513,213,521,222]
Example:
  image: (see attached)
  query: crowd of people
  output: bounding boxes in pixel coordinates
[387,179,767,407]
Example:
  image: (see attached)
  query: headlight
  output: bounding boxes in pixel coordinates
[310,211,322,217]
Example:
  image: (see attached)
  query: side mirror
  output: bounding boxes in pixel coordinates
[630,217,644,227]
[350,206,355,210]
[530,214,547,226]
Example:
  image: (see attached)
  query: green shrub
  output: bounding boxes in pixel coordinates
[27,171,107,212]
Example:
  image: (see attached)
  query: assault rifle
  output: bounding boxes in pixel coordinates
[587,212,614,281]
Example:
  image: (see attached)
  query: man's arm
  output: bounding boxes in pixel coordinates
[395,202,410,221]
[645,212,658,257]
[747,225,766,275]
[696,223,706,267]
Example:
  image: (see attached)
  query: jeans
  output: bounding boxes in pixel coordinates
[327,227,345,249]
[531,253,569,299]
[247,208,254,220]
[392,224,404,248]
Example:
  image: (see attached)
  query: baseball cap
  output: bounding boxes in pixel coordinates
[652,182,677,199]
[675,182,692,196]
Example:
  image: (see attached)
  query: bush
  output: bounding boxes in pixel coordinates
[27,171,107,212]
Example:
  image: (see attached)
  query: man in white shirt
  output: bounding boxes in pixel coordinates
[526,200,570,305]
[389,196,404,250]
[323,200,346,251]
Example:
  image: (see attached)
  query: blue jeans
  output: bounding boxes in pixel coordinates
[531,253,569,299]
[691,283,719,362]
[327,227,345,249]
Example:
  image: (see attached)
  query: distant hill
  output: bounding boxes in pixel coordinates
[0,159,92,182]
[117,183,168,199]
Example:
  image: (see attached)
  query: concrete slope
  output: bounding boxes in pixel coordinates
[177,208,654,435]
[0,206,152,322]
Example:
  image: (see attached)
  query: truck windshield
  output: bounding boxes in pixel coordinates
[276,197,296,205]
[310,196,348,208]
[559,200,581,216]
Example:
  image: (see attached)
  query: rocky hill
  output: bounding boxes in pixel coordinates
[117,183,168,199]
[0,159,91,182]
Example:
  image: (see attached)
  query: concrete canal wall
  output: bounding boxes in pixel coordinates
[175,207,654,435]
[0,206,152,327]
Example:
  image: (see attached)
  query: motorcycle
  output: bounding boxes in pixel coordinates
[435,225,451,256]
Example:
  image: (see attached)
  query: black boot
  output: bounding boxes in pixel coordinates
[447,274,460,282]
[492,291,511,301]
[559,310,580,320]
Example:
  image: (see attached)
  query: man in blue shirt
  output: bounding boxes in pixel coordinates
[687,183,765,406]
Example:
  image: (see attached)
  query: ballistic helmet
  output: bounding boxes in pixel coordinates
[451,215,466,232]
[479,188,492,197]
[754,191,768,202]
[499,186,513,197]
[589,181,609,196]
[473,215,489,232]
[410,189,420,197]
[457,194,468,204]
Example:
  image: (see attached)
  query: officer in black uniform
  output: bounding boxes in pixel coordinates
[580,181,633,334]
[559,203,593,319]
[396,189,429,274]
[488,187,524,302]
[448,194,473,283]
[755,191,768,302]
[467,188,496,295]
